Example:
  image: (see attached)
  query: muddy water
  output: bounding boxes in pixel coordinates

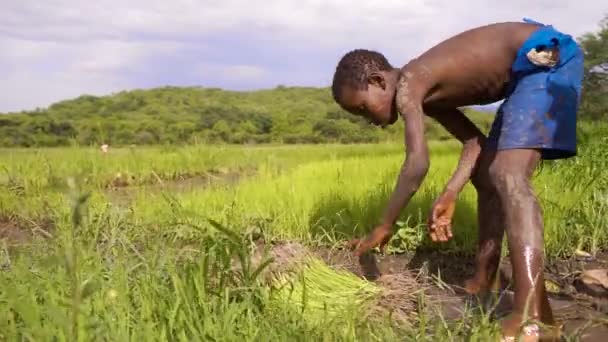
[314,247,608,341]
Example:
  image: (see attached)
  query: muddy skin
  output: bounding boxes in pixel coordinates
[406,22,543,109]
[423,109,506,292]
[338,22,547,234]
[488,149,554,337]
[335,21,568,339]
[465,149,506,295]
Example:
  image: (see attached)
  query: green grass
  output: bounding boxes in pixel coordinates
[0,143,403,191]
[0,124,606,340]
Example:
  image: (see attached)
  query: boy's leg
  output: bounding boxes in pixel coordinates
[472,28,582,339]
[487,148,553,336]
[424,107,505,291]
[465,149,505,294]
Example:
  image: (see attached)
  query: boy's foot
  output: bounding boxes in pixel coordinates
[499,313,562,342]
[464,277,486,295]
[464,275,500,295]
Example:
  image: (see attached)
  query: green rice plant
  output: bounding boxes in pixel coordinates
[0,144,405,193]
[272,257,382,325]
[0,127,607,340]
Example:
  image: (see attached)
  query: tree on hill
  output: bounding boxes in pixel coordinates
[578,14,608,120]
[2,16,605,147]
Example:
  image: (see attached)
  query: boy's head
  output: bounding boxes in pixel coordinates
[331,49,399,127]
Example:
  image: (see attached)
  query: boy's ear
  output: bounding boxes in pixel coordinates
[368,72,387,90]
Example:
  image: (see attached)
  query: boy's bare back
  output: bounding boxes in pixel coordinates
[405,22,542,108]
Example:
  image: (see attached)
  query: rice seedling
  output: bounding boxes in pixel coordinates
[0,123,606,340]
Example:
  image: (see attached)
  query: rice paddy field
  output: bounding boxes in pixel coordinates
[1,123,607,341]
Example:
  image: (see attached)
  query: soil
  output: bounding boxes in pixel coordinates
[313,246,608,341]
[248,241,313,282]
[0,219,30,246]
[105,167,255,206]
[106,166,255,189]
[0,216,54,247]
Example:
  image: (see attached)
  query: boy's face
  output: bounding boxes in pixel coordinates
[338,71,398,128]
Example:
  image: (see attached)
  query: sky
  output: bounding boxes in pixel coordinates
[0,0,606,113]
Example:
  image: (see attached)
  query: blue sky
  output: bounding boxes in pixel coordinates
[1,0,606,112]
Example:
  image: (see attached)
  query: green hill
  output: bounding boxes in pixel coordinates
[0,86,495,147]
[1,15,606,148]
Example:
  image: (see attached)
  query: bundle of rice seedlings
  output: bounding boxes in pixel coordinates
[255,242,421,327]
[271,256,382,325]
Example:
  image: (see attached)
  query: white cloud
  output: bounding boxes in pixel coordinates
[72,40,182,73]
[0,66,129,113]
[2,1,603,43]
[0,0,606,111]
[221,65,267,81]
[0,0,433,40]
[196,63,268,85]
[0,36,184,111]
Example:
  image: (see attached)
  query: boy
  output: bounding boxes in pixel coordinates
[332,19,583,341]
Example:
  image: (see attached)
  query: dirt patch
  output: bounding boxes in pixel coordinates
[0,216,54,247]
[370,273,422,325]
[545,253,608,299]
[312,247,608,341]
[248,241,313,282]
[0,219,30,246]
[105,167,256,205]
[105,166,256,190]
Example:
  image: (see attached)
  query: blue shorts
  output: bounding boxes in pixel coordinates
[487,20,584,160]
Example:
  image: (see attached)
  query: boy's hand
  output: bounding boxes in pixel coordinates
[428,189,457,242]
[347,223,393,256]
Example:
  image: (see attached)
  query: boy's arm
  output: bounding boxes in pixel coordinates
[430,108,485,194]
[350,72,430,256]
[426,108,485,241]
[380,80,430,226]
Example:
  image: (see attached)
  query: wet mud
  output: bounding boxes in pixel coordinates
[105,167,256,205]
[313,247,608,341]
[0,216,54,246]
[0,218,30,246]
[106,166,255,189]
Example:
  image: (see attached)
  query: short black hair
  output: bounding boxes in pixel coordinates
[331,49,393,102]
